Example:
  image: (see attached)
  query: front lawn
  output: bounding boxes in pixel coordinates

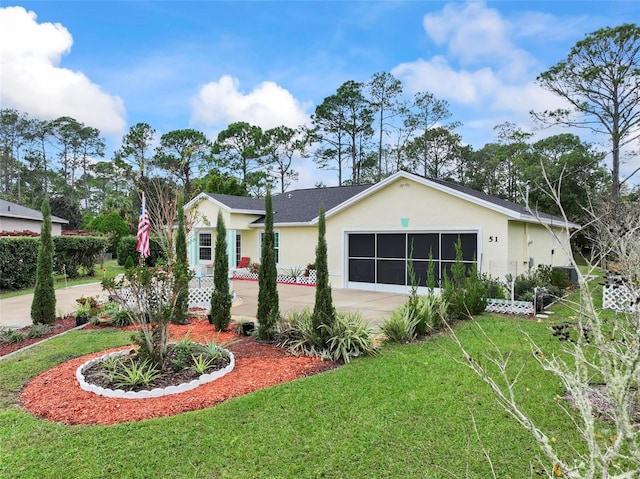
[0,314,584,478]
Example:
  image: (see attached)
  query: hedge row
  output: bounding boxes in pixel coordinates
[116,236,164,267]
[0,236,109,291]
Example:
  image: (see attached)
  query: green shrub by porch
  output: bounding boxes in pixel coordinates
[313,205,336,347]
[257,191,280,340]
[210,211,232,331]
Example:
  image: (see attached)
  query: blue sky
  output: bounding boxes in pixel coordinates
[1,1,638,188]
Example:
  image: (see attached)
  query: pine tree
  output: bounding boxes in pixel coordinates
[31,198,56,324]
[257,191,279,340]
[312,205,335,346]
[171,197,189,324]
[210,211,232,330]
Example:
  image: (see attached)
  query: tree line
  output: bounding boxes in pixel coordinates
[0,23,637,232]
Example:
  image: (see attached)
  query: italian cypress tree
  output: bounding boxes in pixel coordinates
[312,205,335,347]
[210,211,232,330]
[31,198,56,325]
[256,191,280,340]
[171,197,189,324]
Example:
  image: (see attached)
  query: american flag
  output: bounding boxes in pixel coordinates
[136,192,150,258]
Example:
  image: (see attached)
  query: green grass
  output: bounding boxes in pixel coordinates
[0,311,588,478]
[0,260,124,299]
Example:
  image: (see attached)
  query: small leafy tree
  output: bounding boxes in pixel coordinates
[31,199,56,325]
[210,211,232,331]
[256,191,279,340]
[171,197,189,324]
[312,205,336,347]
[103,265,183,365]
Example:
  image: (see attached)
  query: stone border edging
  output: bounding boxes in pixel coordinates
[76,350,235,399]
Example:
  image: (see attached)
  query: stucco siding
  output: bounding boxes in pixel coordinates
[189,201,227,228]
[526,223,573,268]
[325,177,510,286]
[229,213,261,231]
[275,226,317,270]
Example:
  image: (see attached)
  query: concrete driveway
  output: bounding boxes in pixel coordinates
[0,279,408,330]
[231,279,408,327]
[0,282,108,329]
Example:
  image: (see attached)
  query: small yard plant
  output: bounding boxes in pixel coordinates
[111,358,162,389]
[0,327,26,344]
[25,323,53,339]
[382,294,448,344]
[277,308,377,362]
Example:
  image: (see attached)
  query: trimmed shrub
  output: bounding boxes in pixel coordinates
[124,255,135,269]
[117,235,164,267]
[53,235,109,277]
[312,205,335,347]
[210,211,232,331]
[31,199,56,325]
[0,237,39,290]
[256,191,280,340]
[172,198,190,325]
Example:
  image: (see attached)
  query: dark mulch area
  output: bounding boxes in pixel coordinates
[0,316,79,358]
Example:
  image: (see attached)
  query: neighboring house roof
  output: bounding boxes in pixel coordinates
[186,171,579,229]
[0,199,69,225]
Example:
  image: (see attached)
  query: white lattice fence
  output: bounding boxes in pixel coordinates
[603,285,636,312]
[233,269,316,285]
[188,287,215,309]
[486,299,535,316]
[117,286,223,310]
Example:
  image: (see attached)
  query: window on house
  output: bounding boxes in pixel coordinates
[259,231,280,263]
[235,232,242,266]
[199,233,212,261]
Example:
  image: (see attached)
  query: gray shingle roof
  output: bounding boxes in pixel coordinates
[206,185,373,224]
[204,193,264,211]
[269,184,373,223]
[203,173,571,227]
[426,177,566,224]
[0,199,69,224]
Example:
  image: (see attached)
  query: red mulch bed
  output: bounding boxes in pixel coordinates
[19,318,337,426]
[0,316,79,358]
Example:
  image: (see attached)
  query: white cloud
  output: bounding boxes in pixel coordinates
[0,6,126,137]
[392,1,574,141]
[190,75,310,131]
[422,1,538,76]
[393,56,498,105]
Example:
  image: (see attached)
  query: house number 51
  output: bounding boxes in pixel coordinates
[488,236,498,242]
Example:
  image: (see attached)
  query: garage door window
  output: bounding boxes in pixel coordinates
[348,232,477,287]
